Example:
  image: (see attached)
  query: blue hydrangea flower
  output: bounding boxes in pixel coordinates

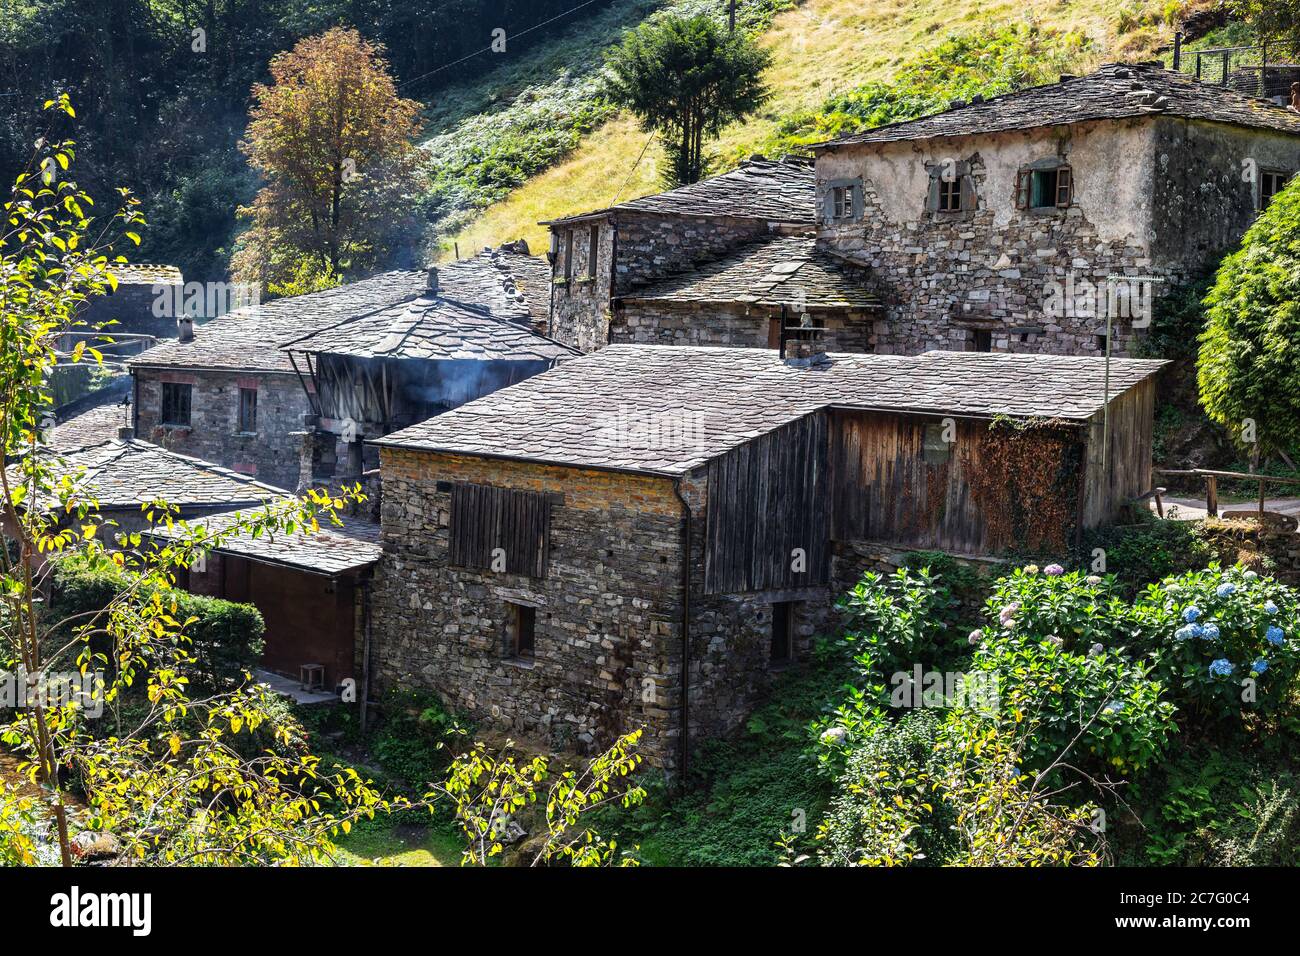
[1266,625,1285,647]
[1264,601,1278,615]
[1200,623,1220,640]
[1208,658,1235,678]
[1175,625,1196,641]
[1252,658,1269,674]
[1216,583,1236,598]
[1244,571,1258,581]
[1104,700,1124,714]
[1183,606,1201,623]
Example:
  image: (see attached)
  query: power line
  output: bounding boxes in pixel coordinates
[609,130,655,207]
[398,0,607,93]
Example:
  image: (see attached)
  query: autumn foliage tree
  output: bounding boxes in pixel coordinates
[233,27,423,291]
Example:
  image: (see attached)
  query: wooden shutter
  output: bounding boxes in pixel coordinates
[449,483,551,578]
[1055,166,1073,207]
[957,162,975,211]
[1015,169,1031,209]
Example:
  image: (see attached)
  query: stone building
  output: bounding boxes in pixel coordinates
[366,342,1164,770]
[161,501,382,690]
[613,234,880,351]
[78,262,184,347]
[812,62,1300,356]
[280,258,575,485]
[541,157,816,352]
[127,247,552,490]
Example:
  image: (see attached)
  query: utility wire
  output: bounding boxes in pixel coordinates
[609,130,656,207]
[398,0,607,92]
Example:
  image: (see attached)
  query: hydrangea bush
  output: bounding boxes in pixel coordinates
[1132,564,1299,721]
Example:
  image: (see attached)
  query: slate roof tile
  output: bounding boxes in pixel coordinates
[127,249,552,374]
[622,234,880,309]
[817,63,1300,149]
[542,158,815,225]
[375,345,1166,476]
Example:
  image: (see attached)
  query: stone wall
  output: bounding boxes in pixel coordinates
[133,368,311,490]
[1199,519,1300,588]
[817,119,1169,356]
[80,282,181,346]
[547,211,778,353]
[613,302,877,352]
[370,448,687,769]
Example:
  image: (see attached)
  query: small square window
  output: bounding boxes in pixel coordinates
[161,382,192,427]
[970,329,992,352]
[770,601,794,663]
[238,387,257,433]
[507,603,536,659]
[1095,334,1110,354]
[1260,169,1291,209]
[923,423,952,466]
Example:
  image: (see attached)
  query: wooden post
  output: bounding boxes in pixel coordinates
[1206,475,1218,518]
[1222,50,1231,86]
[1259,478,1267,517]
[1173,31,1182,70]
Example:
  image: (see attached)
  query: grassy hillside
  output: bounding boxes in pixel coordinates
[443,0,1185,257]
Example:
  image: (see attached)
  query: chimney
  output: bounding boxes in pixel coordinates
[177,316,194,342]
[117,425,134,440]
[425,265,440,294]
[781,319,829,366]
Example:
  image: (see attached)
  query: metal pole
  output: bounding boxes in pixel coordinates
[1173,31,1182,70]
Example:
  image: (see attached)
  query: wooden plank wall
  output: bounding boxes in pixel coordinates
[449,482,551,578]
[1080,377,1156,528]
[830,410,996,553]
[703,412,830,594]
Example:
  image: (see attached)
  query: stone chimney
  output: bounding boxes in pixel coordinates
[117,425,134,440]
[177,316,195,342]
[426,265,440,295]
[781,322,829,366]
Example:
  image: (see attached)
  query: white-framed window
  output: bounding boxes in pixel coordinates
[1260,169,1292,210]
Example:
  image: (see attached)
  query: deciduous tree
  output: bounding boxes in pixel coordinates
[233,27,423,290]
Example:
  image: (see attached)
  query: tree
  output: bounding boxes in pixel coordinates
[440,731,646,866]
[1230,2,1300,44]
[0,102,413,865]
[1197,176,1300,463]
[232,27,423,290]
[604,13,771,187]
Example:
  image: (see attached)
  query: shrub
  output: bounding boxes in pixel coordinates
[50,557,264,691]
[1133,564,1300,723]
[369,689,464,789]
[837,566,967,674]
[1082,512,1214,591]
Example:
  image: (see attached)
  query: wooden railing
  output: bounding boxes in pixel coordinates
[1154,467,1300,528]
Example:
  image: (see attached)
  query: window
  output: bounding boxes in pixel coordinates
[927,162,974,215]
[1095,333,1110,354]
[507,602,536,659]
[825,179,862,222]
[938,177,962,211]
[970,329,992,352]
[563,229,575,283]
[770,601,794,663]
[238,387,257,433]
[586,224,599,278]
[922,423,952,466]
[161,382,192,427]
[1260,169,1292,210]
[1017,163,1072,209]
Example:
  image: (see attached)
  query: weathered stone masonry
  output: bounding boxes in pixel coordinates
[133,368,311,490]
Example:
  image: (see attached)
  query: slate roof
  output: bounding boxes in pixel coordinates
[16,439,284,511]
[375,345,1166,476]
[107,263,183,285]
[127,249,553,375]
[281,295,577,363]
[47,400,131,454]
[621,235,880,310]
[156,500,383,576]
[816,63,1300,150]
[541,158,815,226]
